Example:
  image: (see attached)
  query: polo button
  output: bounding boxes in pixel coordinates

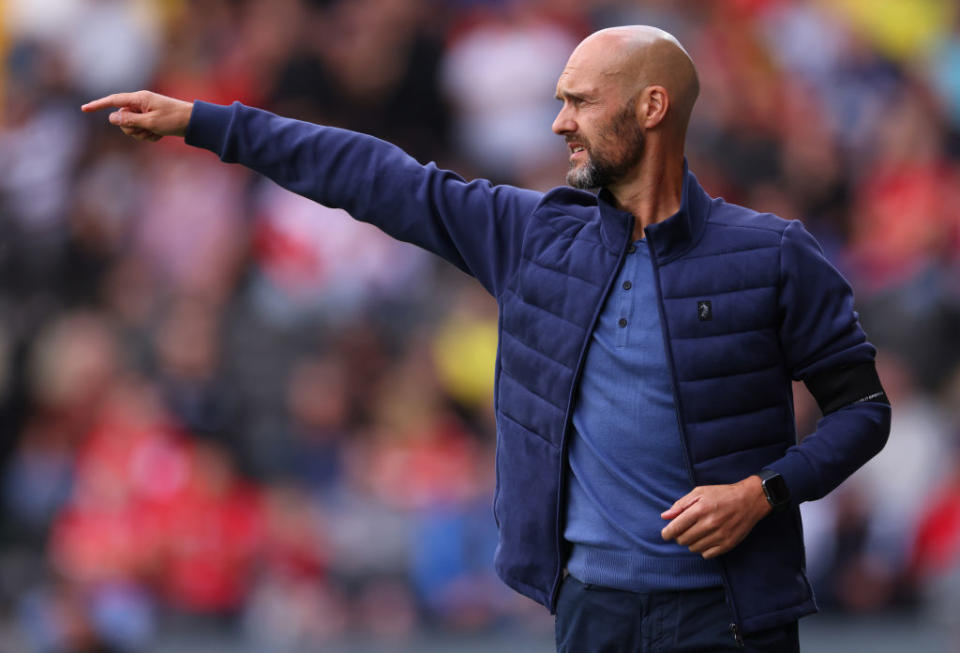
[618,318,628,327]
[627,244,637,253]
[622,281,632,290]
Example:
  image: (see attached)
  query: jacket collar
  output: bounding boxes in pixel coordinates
[596,160,712,261]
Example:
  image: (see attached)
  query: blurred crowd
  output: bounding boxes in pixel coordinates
[1,0,959,651]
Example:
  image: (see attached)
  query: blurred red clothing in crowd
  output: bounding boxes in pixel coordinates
[850,159,960,290]
[910,464,960,581]
[153,442,263,614]
[50,389,266,615]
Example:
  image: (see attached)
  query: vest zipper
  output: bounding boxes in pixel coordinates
[549,218,635,609]
[645,236,745,638]
[730,622,745,648]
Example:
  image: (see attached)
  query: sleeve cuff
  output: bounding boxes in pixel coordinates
[763,454,821,507]
[184,100,236,158]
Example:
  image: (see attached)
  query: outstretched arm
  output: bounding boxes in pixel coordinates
[82,92,543,298]
[81,91,194,142]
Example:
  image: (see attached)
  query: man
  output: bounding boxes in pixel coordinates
[83,26,890,652]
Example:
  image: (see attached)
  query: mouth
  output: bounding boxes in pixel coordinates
[567,142,586,160]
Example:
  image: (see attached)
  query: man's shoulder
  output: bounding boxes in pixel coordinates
[706,197,793,237]
[536,186,599,218]
[519,186,606,243]
[685,197,798,261]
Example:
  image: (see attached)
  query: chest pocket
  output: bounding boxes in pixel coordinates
[664,285,779,340]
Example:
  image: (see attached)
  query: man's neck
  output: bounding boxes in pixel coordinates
[607,151,685,242]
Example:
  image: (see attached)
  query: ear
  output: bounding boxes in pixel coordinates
[638,85,669,129]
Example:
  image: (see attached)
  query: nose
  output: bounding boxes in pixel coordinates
[552,106,575,135]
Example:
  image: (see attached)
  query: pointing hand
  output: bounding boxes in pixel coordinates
[81,90,193,142]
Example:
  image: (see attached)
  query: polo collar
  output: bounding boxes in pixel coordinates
[596,160,712,261]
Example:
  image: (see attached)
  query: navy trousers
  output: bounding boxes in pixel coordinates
[554,576,800,653]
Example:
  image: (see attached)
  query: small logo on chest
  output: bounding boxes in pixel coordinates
[697,300,713,321]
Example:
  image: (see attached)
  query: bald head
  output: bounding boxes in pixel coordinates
[560,25,699,136]
[553,26,699,192]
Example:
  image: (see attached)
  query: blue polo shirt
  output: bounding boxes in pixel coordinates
[564,240,723,592]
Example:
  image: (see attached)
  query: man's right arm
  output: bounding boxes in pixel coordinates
[83,92,543,298]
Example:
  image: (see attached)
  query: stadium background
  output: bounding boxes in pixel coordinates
[1,0,959,651]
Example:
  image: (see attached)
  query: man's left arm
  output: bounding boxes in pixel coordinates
[662,219,891,558]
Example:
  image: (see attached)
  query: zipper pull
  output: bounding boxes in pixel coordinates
[729,623,745,648]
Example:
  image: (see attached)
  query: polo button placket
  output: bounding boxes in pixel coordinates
[615,242,641,348]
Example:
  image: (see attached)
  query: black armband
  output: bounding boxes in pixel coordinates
[804,361,889,416]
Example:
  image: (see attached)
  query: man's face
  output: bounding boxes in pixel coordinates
[553,69,645,189]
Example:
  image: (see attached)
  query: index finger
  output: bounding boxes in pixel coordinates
[661,498,702,541]
[81,93,140,113]
[660,491,699,520]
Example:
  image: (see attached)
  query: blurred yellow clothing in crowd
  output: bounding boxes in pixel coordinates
[154,0,186,28]
[433,315,497,409]
[828,0,956,61]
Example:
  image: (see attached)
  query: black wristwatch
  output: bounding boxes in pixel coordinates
[757,469,790,512]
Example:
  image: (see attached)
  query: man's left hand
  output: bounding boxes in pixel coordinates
[660,476,772,559]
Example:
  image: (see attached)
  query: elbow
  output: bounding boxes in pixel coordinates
[842,399,891,461]
[870,400,892,458]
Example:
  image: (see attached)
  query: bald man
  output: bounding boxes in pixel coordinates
[84,25,889,652]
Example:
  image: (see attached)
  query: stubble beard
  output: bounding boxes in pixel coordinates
[566,100,645,190]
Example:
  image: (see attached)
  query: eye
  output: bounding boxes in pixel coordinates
[556,94,585,108]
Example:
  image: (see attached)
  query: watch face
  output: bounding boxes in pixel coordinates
[764,474,789,506]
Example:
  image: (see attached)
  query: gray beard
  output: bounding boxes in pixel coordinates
[566,150,634,190]
[567,159,603,189]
